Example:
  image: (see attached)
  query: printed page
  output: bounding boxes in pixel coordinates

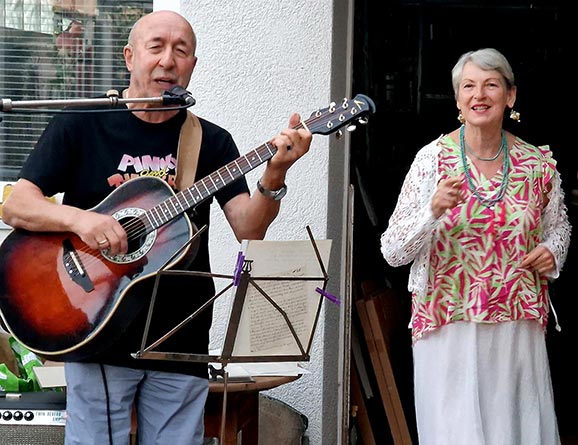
[230,238,332,358]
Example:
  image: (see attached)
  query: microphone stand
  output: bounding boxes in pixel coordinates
[0,86,195,115]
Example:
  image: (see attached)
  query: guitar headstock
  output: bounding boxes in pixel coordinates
[305,94,376,136]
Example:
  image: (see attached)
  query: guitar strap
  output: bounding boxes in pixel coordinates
[175,110,202,191]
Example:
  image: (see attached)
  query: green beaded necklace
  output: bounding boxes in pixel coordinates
[459,124,509,208]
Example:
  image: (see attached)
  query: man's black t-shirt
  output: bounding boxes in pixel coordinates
[19,106,249,377]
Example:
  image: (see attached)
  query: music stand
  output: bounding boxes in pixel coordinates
[131,226,335,442]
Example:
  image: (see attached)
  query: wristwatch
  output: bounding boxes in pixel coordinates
[257,178,287,201]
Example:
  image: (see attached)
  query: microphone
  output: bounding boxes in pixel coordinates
[162,86,196,106]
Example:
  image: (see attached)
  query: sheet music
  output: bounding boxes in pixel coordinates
[231,239,332,357]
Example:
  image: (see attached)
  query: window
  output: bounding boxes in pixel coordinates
[0,0,153,181]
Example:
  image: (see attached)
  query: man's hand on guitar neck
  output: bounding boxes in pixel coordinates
[262,112,312,190]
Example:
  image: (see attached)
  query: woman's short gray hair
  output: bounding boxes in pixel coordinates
[451,48,515,99]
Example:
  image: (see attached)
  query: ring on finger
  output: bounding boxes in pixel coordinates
[98,239,108,245]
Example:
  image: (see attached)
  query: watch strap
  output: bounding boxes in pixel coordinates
[256,179,287,201]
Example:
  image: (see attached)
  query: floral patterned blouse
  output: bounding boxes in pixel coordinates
[380,134,571,344]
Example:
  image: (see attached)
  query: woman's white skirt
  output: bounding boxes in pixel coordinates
[413,320,560,445]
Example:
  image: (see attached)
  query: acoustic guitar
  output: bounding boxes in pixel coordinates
[0,94,375,360]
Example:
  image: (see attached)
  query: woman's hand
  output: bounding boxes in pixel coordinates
[520,246,556,275]
[431,176,464,218]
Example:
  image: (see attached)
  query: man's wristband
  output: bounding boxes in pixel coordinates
[256,178,287,201]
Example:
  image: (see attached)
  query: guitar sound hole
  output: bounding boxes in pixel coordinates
[120,216,147,254]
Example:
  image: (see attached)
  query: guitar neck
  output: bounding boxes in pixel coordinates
[144,141,278,230]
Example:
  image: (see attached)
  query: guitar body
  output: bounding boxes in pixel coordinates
[0,177,194,360]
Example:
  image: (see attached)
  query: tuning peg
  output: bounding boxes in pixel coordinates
[346,124,357,132]
[358,116,369,125]
[335,129,344,139]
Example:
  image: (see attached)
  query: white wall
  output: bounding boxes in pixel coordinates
[156,1,346,444]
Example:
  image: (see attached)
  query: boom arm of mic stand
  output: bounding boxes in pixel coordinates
[0,90,168,112]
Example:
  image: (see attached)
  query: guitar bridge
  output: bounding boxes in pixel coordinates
[62,238,95,292]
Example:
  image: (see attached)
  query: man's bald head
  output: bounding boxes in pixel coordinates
[128,10,197,55]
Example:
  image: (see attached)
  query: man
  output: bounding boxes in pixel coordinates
[2,10,311,445]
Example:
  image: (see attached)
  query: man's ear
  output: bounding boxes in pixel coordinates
[123,44,133,71]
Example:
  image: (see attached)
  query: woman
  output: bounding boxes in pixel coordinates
[380,48,571,445]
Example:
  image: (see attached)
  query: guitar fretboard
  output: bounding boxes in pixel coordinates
[141,141,278,231]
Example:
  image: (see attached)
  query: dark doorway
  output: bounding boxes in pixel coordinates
[350,1,576,443]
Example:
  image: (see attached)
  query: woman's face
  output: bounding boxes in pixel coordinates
[456,61,516,127]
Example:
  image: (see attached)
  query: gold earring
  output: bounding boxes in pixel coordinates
[457,112,465,124]
[510,109,521,122]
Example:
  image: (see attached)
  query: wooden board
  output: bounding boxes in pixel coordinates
[356,298,412,444]
[350,360,376,445]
